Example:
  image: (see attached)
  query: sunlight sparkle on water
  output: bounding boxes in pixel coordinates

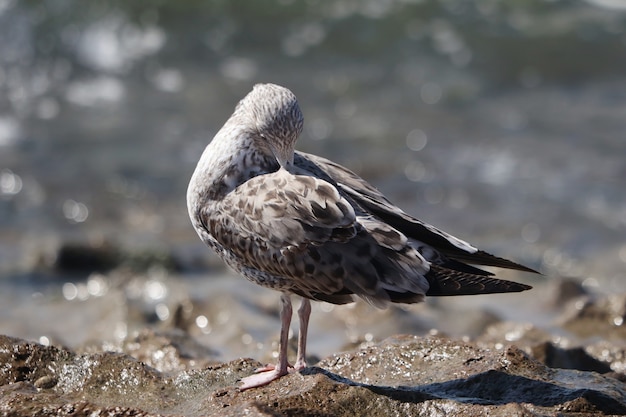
[0,169,22,196]
[155,303,170,321]
[406,128,428,151]
[63,199,89,223]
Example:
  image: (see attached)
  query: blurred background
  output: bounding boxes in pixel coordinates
[0,0,625,361]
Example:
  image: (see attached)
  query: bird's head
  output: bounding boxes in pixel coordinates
[235,83,304,170]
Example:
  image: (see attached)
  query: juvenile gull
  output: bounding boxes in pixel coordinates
[187,83,537,390]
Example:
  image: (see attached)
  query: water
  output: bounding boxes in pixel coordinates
[1,0,625,357]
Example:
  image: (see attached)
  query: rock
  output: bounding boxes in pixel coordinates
[48,241,182,276]
[559,293,626,340]
[546,276,589,308]
[79,328,221,372]
[53,242,122,273]
[585,339,626,376]
[477,321,554,347]
[2,333,626,416]
[477,321,620,377]
[530,342,613,374]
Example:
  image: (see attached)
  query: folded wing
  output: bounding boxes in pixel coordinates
[203,168,432,307]
[295,151,536,297]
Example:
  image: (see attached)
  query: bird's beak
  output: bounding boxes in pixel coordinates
[269,143,294,171]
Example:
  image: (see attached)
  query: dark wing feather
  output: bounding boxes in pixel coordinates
[426,264,532,296]
[297,151,539,275]
[442,250,538,274]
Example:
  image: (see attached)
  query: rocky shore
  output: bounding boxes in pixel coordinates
[2,311,626,416]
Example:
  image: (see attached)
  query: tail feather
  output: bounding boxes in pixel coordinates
[426,264,532,296]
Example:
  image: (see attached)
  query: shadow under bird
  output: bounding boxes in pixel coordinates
[187,83,538,390]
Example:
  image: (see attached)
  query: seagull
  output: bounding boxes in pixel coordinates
[187,83,537,390]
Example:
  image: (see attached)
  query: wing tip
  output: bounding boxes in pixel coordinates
[453,250,541,275]
[425,264,534,297]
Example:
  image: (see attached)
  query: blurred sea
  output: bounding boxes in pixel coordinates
[0,0,625,359]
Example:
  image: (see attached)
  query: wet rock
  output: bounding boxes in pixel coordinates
[585,339,626,375]
[477,321,619,376]
[530,342,613,374]
[559,293,626,339]
[477,321,554,347]
[53,242,122,273]
[80,328,221,372]
[2,333,626,416]
[48,241,182,275]
[319,335,626,415]
[546,276,589,308]
[33,374,58,389]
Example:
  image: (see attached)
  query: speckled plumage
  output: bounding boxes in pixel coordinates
[187,83,536,389]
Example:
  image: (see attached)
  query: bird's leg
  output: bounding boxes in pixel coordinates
[293,298,311,371]
[240,293,292,390]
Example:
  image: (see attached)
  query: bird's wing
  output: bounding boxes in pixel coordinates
[425,264,531,296]
[297,151,538,274]
[207,168,357,249]
[203,168,431,306]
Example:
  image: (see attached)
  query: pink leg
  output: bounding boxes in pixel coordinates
[240,294,292,390]
[294,298,311,371]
